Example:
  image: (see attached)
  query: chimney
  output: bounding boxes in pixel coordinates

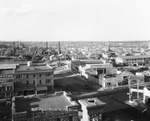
[58,41,61,54]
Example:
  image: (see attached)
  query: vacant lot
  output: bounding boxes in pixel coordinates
[54,75,101,94]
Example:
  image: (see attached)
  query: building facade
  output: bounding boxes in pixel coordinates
[0,64,17,102]
[79,98,106,121]
[0,72,14,102]
[13,62,54,96]
[116,55,150,65]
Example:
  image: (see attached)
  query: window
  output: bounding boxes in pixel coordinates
[27,75,29,78]
[39,74,42,77]
[47,73,51,76]
[26,81,29,85]
[57,118,61,121]
[39,80,42,84]
[45,79,51,83]
[7,86,9,91]
[16,74,21,79]
[10,86,12,91]
[33,80,35,84]
[7,93,11,97]
[7,86,13,91]
[33,74,35,78]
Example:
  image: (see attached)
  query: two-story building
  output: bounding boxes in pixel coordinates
[13,61,54,96]
[116,55,150,65]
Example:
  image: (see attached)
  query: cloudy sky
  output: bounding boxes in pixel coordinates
[0,0,150,42]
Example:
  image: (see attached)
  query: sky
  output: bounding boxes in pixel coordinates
[0,0,150,42]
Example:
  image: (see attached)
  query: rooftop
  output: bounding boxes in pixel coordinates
[80,60,104,64]
[129,75,144,80]
[15,93,74,113]
[0,64,18,70]
[15,63,53,73]
[87,63,112,65]
[0,69,14,75]
[79,97,106,109]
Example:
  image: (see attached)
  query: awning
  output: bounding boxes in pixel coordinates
[37,86,47,91]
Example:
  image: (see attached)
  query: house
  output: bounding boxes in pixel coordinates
[116,71,134,85]
[99,75,118,90]
[99,71,134,89]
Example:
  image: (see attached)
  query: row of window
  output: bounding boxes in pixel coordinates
[26,79,52,85]
[16,73,52,79]
[126,58,150,61]
[6,86,13,91]
[0,86,13,91]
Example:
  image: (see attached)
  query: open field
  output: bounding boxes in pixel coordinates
[54,75,101,94]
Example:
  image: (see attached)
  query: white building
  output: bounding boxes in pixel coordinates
[79,97,106,121]
[116,55,150,65]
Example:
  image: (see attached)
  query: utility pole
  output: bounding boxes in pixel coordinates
[128,78,132,103]
[137,80,140,100]
[35,77,37,97]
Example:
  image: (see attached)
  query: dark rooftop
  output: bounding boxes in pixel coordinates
[0,69,14,75]
[15,94,73,114]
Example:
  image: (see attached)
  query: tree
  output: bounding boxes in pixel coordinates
[32,55,43,62]
[23,54,32,61]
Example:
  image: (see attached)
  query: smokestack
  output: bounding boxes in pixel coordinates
[58,41,61,54]
[46,41,48,49]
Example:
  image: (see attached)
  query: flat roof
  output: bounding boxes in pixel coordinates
[79,97,106,109]
[87,63,112,66]
[80,60,104,64]
[15,94,73,113]
[15,64,53,74]
[0,64,18,70]
[129,75,144,80]
[0,69,14,75]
